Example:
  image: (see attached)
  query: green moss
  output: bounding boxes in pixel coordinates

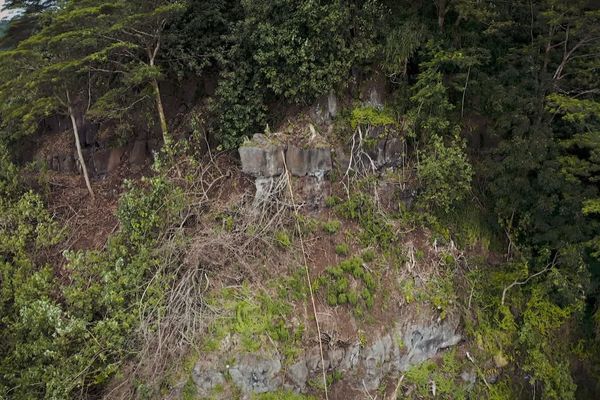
[203,283,301,359]
[181,377,198,400]
[325,196,341,208]
[361,249,376,262]
[336,193,395,248]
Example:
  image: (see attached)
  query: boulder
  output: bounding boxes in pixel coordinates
[360,73,387,110]
[93,148,112,176]
[239,134,285,178]
[285,145,332,177]
[310,91,338,125]
[397,317,462,371]
[228,354,282,394]
[192,357,226,396]
[286,361,309,392]
[130,140,148,165]
[107,147,125,173]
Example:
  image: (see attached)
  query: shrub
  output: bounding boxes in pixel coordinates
[337,193,395,248]
[317,257,376,315]
[335,243,350,256]
[323,219,342,235]
[275,230,292,248]
[417,135,473,213]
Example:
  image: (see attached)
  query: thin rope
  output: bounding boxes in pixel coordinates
[282,154,329,400]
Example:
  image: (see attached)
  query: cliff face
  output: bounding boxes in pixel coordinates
[160,109,472,400]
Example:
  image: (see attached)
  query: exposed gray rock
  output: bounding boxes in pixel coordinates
[361,334,394,390]
[461,370,477,385]
[361,78,386,110]
[285,145,332,177]
[239,134,285,178]
[107,147,125,173]
[229,354,282,394]
[297,176,330,210]
[130,140,149,165]
[286,361,309,391]
[328,92,338,120]
[192,357,225,396]
[398,318,462,371]
[363,126,406,169]
[382,137,405,167]
[338,343,361,372]
[192,313,461,398]
[93,148,112,176]
[310,91,338,125]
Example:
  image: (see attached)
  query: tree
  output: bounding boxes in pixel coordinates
[93,0,186,153]
[0,0,55,49]
[0,1,118,199]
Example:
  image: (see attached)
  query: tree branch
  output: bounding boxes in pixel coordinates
[501,253,558,306]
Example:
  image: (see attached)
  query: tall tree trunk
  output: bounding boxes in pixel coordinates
[148,42,173,154]
[67,91,95,200]
[151,77,172,151]
[435,0,448,32]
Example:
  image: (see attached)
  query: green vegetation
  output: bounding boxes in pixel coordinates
[322,219,342,235]
[275,230,292,249]
[253,391,315,400]
[350,106,397,130]
[334,243,350,256]
[403,350,469,400]
[203,283,303,361]
[315,257,376,315]
[0,152,184,398]
[0,0,599,398]
[336,193,395,249]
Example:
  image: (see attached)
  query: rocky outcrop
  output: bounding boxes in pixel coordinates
[239,133,333,208]
[239,135,286,178]
[191,312,461,398]
[239,134,332,179]
[42,140,152,177]
[363,126,406,170]
[286,145,332,177]
[309,91,338,125]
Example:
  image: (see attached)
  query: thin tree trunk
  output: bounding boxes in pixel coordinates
[435,0,448,33]
[67,91,95,200]
[151,77,172,151]
[148,41,173,154]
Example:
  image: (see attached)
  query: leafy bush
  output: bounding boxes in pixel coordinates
[213,0,381,148]
[350,106,397,130]
[417,135,473,213]
[0,158,185,398]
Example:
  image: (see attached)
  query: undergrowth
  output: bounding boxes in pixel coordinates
[314,256,377,317]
